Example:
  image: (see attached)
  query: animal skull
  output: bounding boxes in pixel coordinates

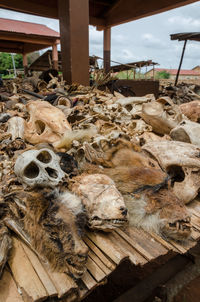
[142,141,200,204]
[14,148,65,188]
[141,97,183,134]
[179,100,200,122]
[71,174,128,231]
[116,96,153,117]
[170,120,200,147]
[24,100,71,146]
[7,117,25,140]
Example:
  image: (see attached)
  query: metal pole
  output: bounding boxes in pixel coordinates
[175,39,187,86]
[11,53,17,77]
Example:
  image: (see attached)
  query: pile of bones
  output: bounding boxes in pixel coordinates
[1,73,200,279]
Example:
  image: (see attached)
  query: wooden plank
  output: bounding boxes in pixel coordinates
[86,256,106,282]
[116,228,154,260]
[88,250,111,275]
[81,270,97,291]
[86,232,127,265]
[0,268,23,302]
[8,237,48,302]
[109,232,147,265]
[167,238,195,254]
[22,242,57,298]
[191,215,200,231]
[125,227,168,259]
[84,236,115,271]
[148,231,177,252]
[191,228,200,240]
[43,268,78,299]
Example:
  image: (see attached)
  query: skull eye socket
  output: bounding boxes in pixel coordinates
[37,151,52,163]
[167,165,185,186]
[125,104,133,112]
[45,167,58,179]
[24,162,39,178]
[35,120,46,135]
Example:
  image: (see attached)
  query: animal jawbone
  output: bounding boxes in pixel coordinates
[162,218,191,241]
[89,217,128,230]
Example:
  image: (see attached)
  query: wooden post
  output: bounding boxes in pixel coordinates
[58,0,89,85]
[103,27,111,73]
[52,43,58,70]
[175,39,187,86]
[23,53,28,76]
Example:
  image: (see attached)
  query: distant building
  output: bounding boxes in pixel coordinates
[145,68,200,80]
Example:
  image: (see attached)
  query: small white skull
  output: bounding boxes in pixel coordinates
[142,141,200,204]
[14,148,65,188]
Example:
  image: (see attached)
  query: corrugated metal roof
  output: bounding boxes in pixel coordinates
[0,18,59,38]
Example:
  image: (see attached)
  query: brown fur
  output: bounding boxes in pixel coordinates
[82,147,191,241]
[6,190,88,278]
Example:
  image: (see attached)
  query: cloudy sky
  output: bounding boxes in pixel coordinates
[1,1,200,71]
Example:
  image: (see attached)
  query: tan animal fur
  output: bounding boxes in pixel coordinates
[82,146,191,241]
[6,190,88,278]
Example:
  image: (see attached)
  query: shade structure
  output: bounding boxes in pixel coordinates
[1,0,198,85]
[0,18,60,54]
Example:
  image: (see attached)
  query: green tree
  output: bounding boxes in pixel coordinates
[156,70,170,79]
[0,52,23,71]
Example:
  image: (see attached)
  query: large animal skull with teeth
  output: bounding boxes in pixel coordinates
[24,100,71,146]
[141,97,183,135]
[142,141,200,204]
[14,148,65,188]
[71,174,128,231]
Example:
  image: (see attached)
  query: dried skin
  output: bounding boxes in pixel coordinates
[82,148,191,241]
[0,224,12,277]
[71,174,128,231]
[8,190,88,278]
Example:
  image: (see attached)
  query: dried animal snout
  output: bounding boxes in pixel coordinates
[71,174,128,231]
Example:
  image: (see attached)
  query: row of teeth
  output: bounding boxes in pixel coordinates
[169,221,190,230]
[92,217,126,223]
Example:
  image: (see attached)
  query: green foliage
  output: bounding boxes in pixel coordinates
[156,70,170,79]
[0,52,23,75]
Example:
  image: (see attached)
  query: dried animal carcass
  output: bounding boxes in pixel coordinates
[143,141,200,204]
[0,223,12,277]
[170,120,200,147]
[83,147,191,241]
[14,148,65,188]
[141,97,183,135]
[24,100,71,146]
[4,190,88,278]
[71,174,128,231]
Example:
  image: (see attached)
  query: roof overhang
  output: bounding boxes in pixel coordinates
[0,0,198,28]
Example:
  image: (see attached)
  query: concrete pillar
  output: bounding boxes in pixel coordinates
[58,0,89,85]
[103,27,111,73]
[52,43,58,70]
[23,53,28,76]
